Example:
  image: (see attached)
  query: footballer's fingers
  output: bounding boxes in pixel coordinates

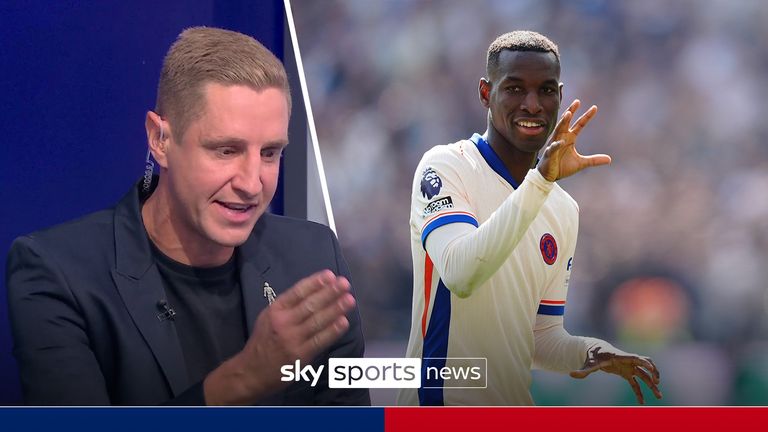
[632,364,662,400]
[569,105,597,135]
[274,270,336,310]
[642,357,661,384]
[577,153,612,168]
[568,369,592,379]
[553,106,575,137]
[569,358,611,379]
[555,99,580,136]
[627,376,645,405]
[564,99,581,119]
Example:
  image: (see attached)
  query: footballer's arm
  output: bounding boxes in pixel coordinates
[425,168,554,298]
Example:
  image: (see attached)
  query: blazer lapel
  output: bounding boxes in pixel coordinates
[240,261,271,334]
[238,216,273,335]
[111,181,189,396]
[112,267,189,396]
[237,215,295,406]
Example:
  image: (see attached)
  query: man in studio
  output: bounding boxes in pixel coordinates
[6,27,369,406]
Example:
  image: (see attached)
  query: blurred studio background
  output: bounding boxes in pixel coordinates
[292,0,768,405]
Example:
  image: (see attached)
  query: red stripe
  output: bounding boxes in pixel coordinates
[385,407,768,432]
[421,254,434,339]
[422,211,476,230]
[540,299,566,305]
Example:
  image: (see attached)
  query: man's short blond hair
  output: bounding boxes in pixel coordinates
[156,26,291,141]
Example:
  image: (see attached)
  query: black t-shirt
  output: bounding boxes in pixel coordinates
[151,244,247,385]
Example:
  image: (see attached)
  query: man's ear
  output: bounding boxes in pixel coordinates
[478,78,492,109]
[145,111,168,168]
[559,82,564,103]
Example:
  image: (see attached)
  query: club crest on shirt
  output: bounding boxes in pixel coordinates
[423,196,454,216]
[540,233,558,265]
[420,167,442,199]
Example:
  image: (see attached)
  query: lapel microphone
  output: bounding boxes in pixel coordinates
[156,299,176,322]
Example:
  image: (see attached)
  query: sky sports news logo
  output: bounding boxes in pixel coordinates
[280,357,487,389]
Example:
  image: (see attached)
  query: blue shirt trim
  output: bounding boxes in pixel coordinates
[469,133,520,189]
[419,279,451,406]
[421,214,479,249]
[537,304,566,316]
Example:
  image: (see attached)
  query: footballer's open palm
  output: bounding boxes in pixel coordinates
[537,99,611,182]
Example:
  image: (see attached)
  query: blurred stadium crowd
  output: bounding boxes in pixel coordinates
[293,0,768,404]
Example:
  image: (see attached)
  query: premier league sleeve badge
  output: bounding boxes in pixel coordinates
[420,167,443,200]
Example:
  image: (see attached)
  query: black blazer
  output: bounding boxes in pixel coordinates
[6,181,370,406]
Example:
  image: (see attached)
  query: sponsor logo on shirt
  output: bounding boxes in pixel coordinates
[420,167,442,199]
[540,233,558,265]
[423,196,454,216]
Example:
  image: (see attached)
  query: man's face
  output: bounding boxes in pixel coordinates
[482,50,562,153]
[162,83,289,249]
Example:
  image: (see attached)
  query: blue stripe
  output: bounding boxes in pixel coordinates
[419,279,451,406]
[537,304,566,315]
[421,214,479,248]
[0,408,384,432]
[470,133,520,189]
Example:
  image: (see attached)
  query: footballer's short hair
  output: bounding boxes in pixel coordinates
[486,31,560,78]
[156,26,291,142]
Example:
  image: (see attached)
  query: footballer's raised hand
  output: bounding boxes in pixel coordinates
[204,270,355,405]
[537,99,611,182]
[570,346,663,405]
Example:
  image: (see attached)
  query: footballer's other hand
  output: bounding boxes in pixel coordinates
[570,346,662,405]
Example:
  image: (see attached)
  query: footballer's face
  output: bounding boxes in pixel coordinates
[480,50,562,154]
[159,83,289,252]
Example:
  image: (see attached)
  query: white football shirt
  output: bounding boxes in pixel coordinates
[398,133,579,405]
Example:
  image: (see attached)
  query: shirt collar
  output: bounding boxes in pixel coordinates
[469,133,520,189]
